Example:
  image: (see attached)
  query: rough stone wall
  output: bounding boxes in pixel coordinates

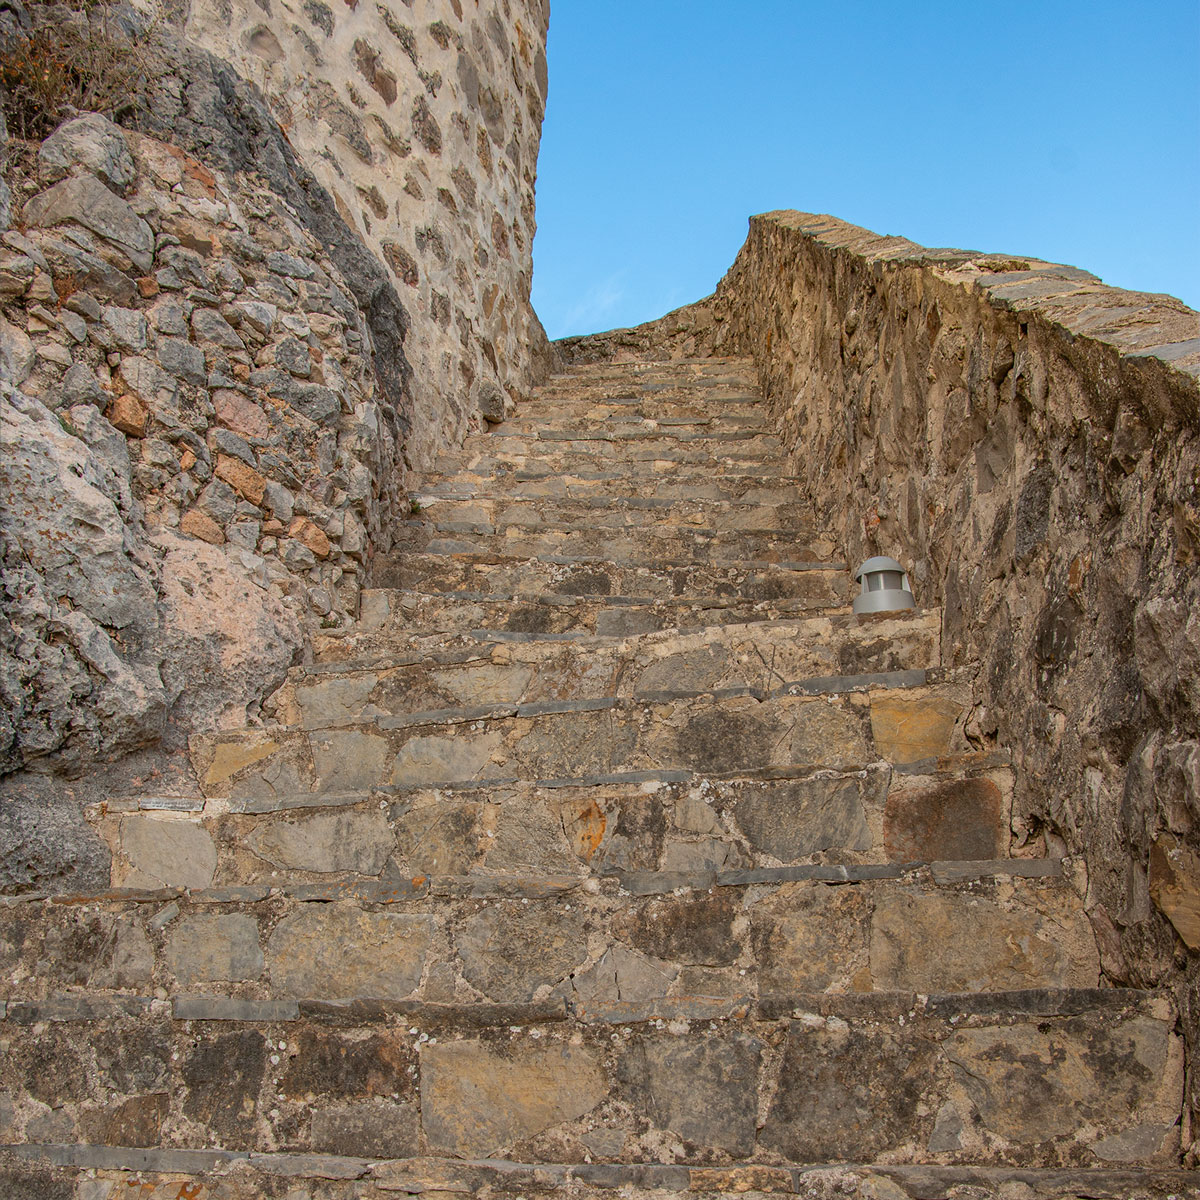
[564,211,1200,1154]
[0,0,550,846]
[171,0,552,464]
[0,114,391,789]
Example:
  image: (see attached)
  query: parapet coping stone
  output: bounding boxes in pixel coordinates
[755,210,1200,381]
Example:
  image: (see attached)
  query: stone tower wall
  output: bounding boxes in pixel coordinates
[174,0,552,465]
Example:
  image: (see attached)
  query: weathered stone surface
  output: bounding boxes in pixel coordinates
[618,1032,762,1156]
[23,175,153,271]
[280,1028,413,1101]
[753,882,872,993]
[38,113,136,193]
[457,904,588,1002]
[870,694,962,763]
[245,808,394,875]
[734,774,876,859]
[571,945,679,1006]
[420,1039,606,1156]
[943,1015,1181,1148]
[883,775,1008,861]
[1149,834,1200,950]
[119,815,217,890]
[157,534,302,733]
[761,1019,938,1161]
[165,914,263,984]
[869,886,1100,991]
[617,893,739,966]
[268,905,433,999]
[0,774,111,893]
[394,799,482,874]
[1,392,164,773]
[180,1029,267,1149]
[310,1101,419,1157]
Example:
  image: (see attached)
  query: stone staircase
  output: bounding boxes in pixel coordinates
[2,358,1197,1199]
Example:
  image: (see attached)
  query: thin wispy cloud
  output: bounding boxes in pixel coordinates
[537,271,628,340]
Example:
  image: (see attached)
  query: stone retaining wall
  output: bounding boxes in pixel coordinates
[562,211,1200,1157]
[0,0,551,848]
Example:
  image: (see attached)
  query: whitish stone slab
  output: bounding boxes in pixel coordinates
[245,809,394,874]
[421,1039,605,1156]
[120,815,216,890]
[166,914,264,985]
[268,905,433,1000]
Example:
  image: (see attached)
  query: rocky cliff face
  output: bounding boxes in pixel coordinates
[0,0,551,872]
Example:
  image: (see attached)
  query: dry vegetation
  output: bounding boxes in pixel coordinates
[0,0,157,140]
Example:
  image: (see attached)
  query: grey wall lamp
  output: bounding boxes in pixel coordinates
[852,556,915,615]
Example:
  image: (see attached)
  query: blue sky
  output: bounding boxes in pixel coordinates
[530,1,1200,340]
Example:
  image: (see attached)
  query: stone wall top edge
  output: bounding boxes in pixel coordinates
[750,210,1200,382]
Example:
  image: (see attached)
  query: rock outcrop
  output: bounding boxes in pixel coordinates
[0,0,552,836]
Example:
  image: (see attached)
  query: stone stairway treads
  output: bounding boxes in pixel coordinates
[6,353,1195,1195]
[312,587,866,655]
[372,550,849,605]
[406,493,820,532]
[414,469,807,502]
[189,676,975,798]
[89,754,1015,883]
[389,522,835,565]
[274,610,942,718]
[0,986,1181,1169]
[0,866,1099,1003]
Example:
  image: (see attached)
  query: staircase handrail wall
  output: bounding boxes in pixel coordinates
[703,209,1200,1146]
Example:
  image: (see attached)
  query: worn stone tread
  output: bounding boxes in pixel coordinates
[390,522,835,565]
[373,549,851,608]
[406,494,820,534]
[188,675,979,803]
[0,986,1178,1168]
[304,606,939,683]
[273,611,941,727]
[0,864,1104,1018]
[4,1145,1198,1199]
[411,469,807,503]
[314,589,868,658]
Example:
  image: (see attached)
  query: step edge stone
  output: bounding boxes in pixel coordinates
[5,1146,1197,1196]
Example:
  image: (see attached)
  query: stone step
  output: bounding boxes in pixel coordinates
[0,862,1095,1004]
[389,520,837,566]
[487,422,776,445]
[5,1151,1197,1200]
[407,491,817,533]
[507,395,767,425]
[551,355,757,384]
[412,467,806,504]
[450,430,784,465]
[370,550,851,608]
[0,987,1180,1170]
[189,677,973,799]
[91,754,1017,889]
[431,448,795,480]
[313,590,858,660]
[275,611,941,727]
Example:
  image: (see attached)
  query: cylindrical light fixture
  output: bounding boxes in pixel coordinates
[852,556,915,615]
